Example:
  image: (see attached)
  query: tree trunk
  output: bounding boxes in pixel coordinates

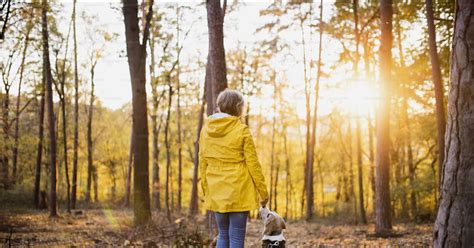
[375,0,393,235]
[124,128,134,207]
[356,119,366,223]
[86,62,96,204]
[189,80,207,215]
[433,2,474,246]
[34,77,46,208]
[164,79,173,221]
[269,72,277,210]
[71,0,79,210]
[206,0,228,114]
[283,126,291,219]
[122,0,153,225]
[175,6,183,213]
[42,0,58,217]
[425,0,446,190]
[299,7,312,220]
[12,24,31,181]
[352,0,366,224]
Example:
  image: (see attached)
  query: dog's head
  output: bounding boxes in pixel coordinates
[259,207,286,236]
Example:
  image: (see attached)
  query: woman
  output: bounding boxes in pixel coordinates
[199,89,269,248]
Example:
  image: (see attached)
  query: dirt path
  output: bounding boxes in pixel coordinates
[0,209,433,247]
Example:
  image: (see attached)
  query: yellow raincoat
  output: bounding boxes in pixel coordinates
[199,114,269,212]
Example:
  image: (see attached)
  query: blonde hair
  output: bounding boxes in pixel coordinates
[216,89,245,117]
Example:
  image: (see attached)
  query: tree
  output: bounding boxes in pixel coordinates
[85,57,97,204]
[189,82,206,215]
[71,0,79,210]
[206,0,228,114]
[433,1,474,246]
[42,0,58,217]
[122,0,153,225]
[425,0,446,188]
[12,21,32,181]
[34,78,46,208]
[375,0,393,235]
[307,0,324,220]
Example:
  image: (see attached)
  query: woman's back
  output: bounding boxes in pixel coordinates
[199,112,268,212]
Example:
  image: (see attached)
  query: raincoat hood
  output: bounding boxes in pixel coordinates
[206,113,240,137]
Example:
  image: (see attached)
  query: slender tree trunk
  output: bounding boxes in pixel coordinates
[425,0,446,190]
[12,24,31,181]
[269,72,277,210]
[352,0,366,224]
[122,0,153,225]
[283,126,291,219]
[2,86,10,188]
[356,119,366,223]
[189,80,207,215]
[299,9,311,220]
[149,32,163,211]
[375,0,393,235]
[71,0,79,210]
[86,62,96,204]
[434,2,474,245]
[34,78,46,208]
[164,79,173,221]
[124,128,134,207]
[175,5,183,212]
[42,0,57,217]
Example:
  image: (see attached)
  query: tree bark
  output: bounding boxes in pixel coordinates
[175,5,183,213]
[425,0,446,190]
[164,79,173,221]
[433,2,474,246]
[71,0,79,210]
[122,0,153,225]
[189,80,207,215]
[375,0,393,235]
[124,128,134,207]
[42,0,58,217]
[206,0,228,114]
[85,62,96,204]
[34,77,46,208]
[12,23,31,181]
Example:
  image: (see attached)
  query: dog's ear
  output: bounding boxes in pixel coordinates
[280,218,286,229]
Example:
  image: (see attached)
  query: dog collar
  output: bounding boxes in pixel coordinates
[262,233,285,241]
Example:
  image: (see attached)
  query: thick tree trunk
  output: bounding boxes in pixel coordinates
[425,0,446,189]
[42,0,58,217]
[433,2,474,246]
[122,0,153,225]
[34,78,46,208]
[71,0,79,210]
[206,0,228,114]
[375,0,393,235]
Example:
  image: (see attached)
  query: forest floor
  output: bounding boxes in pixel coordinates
[0,207,433,247]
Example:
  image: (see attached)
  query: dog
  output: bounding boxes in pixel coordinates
[259,206,286,248]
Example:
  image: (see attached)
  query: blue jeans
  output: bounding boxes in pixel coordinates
[214,211,249,248]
